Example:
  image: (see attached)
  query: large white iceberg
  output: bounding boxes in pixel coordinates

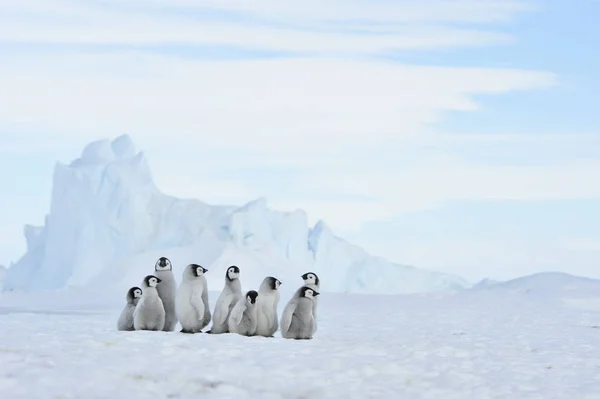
[3,135,469,294]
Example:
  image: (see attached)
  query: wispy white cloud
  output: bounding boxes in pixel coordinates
[2,0,591,265]
[95,0,535,24]
[0,0,526,54]
[0,53,555,151]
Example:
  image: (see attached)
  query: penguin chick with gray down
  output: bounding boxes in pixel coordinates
[133,276,166,331]
[287,272,321,335]
[175,264,211,333]
[280,286,320,340]
[254,276,282,337]
[117,286,142,331]
[227,290,259,336]
[154,256,178,332]
[208,265,243,334]
[301,272,320,333]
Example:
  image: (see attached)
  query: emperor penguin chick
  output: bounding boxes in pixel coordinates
[208,265,243,334]
[301,272,320,333]
[254,276,282,337]
[133,276,165,331]
[175,264,211,333]
[280,286,320,340]
[117,286,142,331]
[227,290,259,336]
[154,256,178,332]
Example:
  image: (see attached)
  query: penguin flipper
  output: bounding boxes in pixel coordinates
[229,300,246,327]
[213,294,235,328]
[279,300,297,335]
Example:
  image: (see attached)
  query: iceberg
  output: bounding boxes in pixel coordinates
[3,135,470,294]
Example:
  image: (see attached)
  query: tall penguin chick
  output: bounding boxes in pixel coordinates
[301,272,320,333]
[254,276,282,337]
[133,276,166,331]
[280,286,320,340]
[175,264,211,333]
[117,286,142,331]
[208,265,243,334]
[228,290,259,336]
[154,256,178,332]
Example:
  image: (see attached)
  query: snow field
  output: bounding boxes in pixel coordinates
[1,288,600,398]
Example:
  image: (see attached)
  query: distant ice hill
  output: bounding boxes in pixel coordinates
[3,134,469,295]
[460,272,600,311]
[471,272,600,298]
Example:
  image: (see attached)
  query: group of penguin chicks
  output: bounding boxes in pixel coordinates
[117,256,321,340]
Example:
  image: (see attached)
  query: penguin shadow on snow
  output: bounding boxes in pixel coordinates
[117,256,321,340]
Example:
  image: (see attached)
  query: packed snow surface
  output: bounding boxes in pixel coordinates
[3,134,468,294]
[1,272,600,398]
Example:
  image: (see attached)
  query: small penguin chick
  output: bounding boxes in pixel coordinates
[208,265,242,334]
[133,275,166,331]
[280,286,320,340]
[153,256,177,332]
[117,286,143,331]
[228,290,259,336]
[176,264,211,334]
[254,276,282,337]
[300,272,320,333]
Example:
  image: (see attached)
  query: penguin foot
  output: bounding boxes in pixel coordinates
[180,329,195,334]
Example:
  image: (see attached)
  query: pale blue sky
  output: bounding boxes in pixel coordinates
[1,0,599,282]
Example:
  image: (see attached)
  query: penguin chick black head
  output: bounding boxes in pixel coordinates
[194,264,208,276]
[299,286,320,299]
[126,286,142,303]
[268,276,282,290]
[245,290,258,305]
[155,256,172,271]
[226,265,240,281]
[301,272,320,287]
[259,276,281,293]
[143,275,161,288]
[182,264,207,280]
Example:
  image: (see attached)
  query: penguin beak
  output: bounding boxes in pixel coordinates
[313,291,320,296]
[156,278,162,283]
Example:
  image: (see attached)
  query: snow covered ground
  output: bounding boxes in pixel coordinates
[2,274,600,399]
